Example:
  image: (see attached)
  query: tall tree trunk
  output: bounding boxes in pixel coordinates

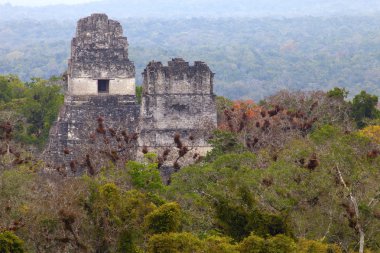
[336,166,365,253]
[359,229,365,253]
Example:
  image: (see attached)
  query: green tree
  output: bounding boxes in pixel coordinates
[327,87,349,100]
[265,234,296,253]
[206,130,247,161]
[126,158,164,192]
[136,86,143,104]
[83,181,156,252]
[168,125,380,252]
[0,231,25,253]
[259,126,380,252]
[0,75,26,103]
[352,91,379,128]
[297,239,342,253]
[204,236,238,253]
[118,231,142,253]
[145,202,182,234]
[237,234,265,253]
[215,199,291,241]
[147,232,202,253]
[20,79,63,144]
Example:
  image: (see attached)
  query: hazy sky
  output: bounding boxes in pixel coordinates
[0,0,98,6]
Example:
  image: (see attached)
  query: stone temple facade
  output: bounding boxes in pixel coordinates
[46,13,217,169]
[139,59,217,155]
[68,13,135,96]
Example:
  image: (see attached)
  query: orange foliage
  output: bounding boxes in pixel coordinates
[246,109,256,119]
[233,102,242,110]
[218,98,319,151]
[219,100,262,133]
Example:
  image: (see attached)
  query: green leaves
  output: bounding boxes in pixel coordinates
[20,80,63,145]
[265,234,297,253]
[212,152,257,171]
[310,125,341,144]
[352,91,380,128]
[238,234,265,253]
[147,232,202,253]
[127,159,164,192]
[214,199,291,241]
[0,231,25,253]
[327,87,349,100]
[206,130,247,161]
[0,75,25,103]
[145,202,182,234]
[136,86,143,104]
[0,75,63,146]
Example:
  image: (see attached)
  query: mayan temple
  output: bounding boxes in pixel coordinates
[68,13,135,96]
[46,13,217,172]
[139,59,217,156]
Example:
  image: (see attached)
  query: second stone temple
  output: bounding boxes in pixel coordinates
[46,13,217,169]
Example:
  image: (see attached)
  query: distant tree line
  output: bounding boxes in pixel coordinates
[1,16,380,100]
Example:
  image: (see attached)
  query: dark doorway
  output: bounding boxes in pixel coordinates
[98,80,109,93]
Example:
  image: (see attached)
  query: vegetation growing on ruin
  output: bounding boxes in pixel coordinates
[1,75,379,252]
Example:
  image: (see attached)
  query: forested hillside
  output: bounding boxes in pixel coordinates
[1,0,380,20]
[1,16,380,100]
[1,2,380,252]
[1,75,380,252]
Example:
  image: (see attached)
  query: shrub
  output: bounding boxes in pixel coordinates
[237,234,265,253]
[147,232,201,253]
[214,200,250,240]
[215,199,291,241]
[352,91,379,128]
[0,231,25,253]
[145,202,182,234]
[204,236,238,253]
[327,245,343,253]
[127,161,163,192]
[118,230,142,253]
[212,152,257,171]
[265,234,296,253]
[297,239,342,253]
[358,125,380,144]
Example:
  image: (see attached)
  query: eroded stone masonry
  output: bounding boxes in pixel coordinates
[46,13,217,170]
[68,13,135,96]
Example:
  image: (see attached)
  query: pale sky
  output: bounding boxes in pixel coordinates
[0,0,99,6]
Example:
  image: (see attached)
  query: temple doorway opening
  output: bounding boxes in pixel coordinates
[98,79,109,93]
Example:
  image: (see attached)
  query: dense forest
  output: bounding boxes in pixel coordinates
[1,3,380,251]
[1,16,380,100]
[1,74,380,252]
[1,0,380,20]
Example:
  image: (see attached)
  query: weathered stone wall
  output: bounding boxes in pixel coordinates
[142,59,214,95]
[46,95,140,166]
[46,15,218,173]
[138,58,217,154]
[68,78,136,95]
[68,13,135,96]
